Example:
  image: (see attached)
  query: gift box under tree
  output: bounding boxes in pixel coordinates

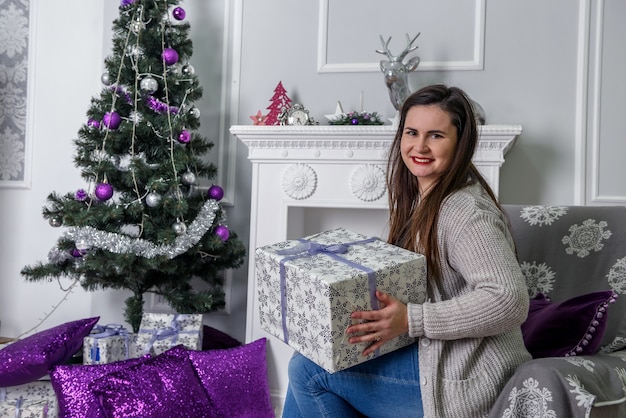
[0,379,57,417]
[83,324,140,365]
[136,313,203,356]
[255,227,427,373]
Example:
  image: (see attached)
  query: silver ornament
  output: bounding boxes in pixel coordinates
[182,64,195,76]
[49,217,62,227]
[145,192,162,208]
[181,171,196,185]
[130,20,145,34]
[75,239,91,251]
[101,72,112,86]
[172,221,187,236]
[140,76,158,93]
[189,107,200,119]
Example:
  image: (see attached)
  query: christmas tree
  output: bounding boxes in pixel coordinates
[265,81,291,125]
[21,0,245,332]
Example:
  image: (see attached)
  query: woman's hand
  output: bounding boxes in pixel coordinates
[345,290,409,357]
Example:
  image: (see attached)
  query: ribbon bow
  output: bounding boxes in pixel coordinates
[274,237,379,346]
[89,323,130,362]
[141,315,189,355]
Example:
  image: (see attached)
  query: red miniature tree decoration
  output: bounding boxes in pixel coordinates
[265,81,291,125]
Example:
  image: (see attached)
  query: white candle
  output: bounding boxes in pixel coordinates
[360,91,364,112]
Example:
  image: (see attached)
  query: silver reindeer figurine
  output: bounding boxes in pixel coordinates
[376,33,421,111]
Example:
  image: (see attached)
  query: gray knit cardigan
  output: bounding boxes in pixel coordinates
[407,183,532,418]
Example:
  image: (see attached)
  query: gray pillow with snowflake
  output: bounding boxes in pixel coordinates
[502,205,626,353]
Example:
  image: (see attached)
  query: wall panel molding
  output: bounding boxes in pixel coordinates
[317,0,485,73]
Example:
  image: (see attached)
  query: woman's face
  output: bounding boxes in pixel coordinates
[400,105,458,194]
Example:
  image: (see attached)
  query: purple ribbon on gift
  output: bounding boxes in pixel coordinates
[140,314,196,355]
[276,237,379,345]
[8,397,48,418]
[89,323,130,362]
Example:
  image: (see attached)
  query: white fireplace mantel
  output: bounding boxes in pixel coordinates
[230,124,521,412]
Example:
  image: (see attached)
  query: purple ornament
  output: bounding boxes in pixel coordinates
[215,225,230,242]
[70,248,85,258]
[75,188,88,201]
[207,185,224,201]
[172,7,186,20]
[95,183,114,201]
[178,130,191,144]
[102,112,122,130]
[120,0,136,6]
[162,48,179,66]
[87,119,100,129]
[351,118,359,125]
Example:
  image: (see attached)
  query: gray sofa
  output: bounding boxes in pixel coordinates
[489,205,626,417]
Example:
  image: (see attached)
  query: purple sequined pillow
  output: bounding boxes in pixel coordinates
[522,291,617,358]
[50,356,149,418]
[189,338,273,418]
[0,317,99,387]
[89,345,214,418]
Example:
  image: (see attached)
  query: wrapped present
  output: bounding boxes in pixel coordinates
[0,380,57,417]
[0,398,49,418]
[136,313,203,356]
[255,227,427,373]
[83,324,140,365]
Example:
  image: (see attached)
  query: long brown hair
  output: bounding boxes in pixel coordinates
[386,84,500,280]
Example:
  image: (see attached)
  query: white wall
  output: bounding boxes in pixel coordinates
[2,0,624,343]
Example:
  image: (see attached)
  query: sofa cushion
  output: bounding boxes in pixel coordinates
[189,338,273,418]
[522,291,617,358]
[89,345,215,417]
[0,317,99,387]
[50,356,149,418]
[503,205,626,352]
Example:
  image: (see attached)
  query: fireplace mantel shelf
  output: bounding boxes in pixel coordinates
[232,124,521,163]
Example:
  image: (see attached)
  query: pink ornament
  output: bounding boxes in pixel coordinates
[102,112,122,130]
[172,7,186,20]
[95,183,114,201]
[215,225,230,241]
[178,130,191,144]
[207,185,224,201]
[162,48,179,66]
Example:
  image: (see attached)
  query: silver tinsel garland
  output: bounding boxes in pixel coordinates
[47,199,222,262]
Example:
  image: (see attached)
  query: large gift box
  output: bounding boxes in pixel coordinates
[255,227,427,373]
[136,313,203,356]
[0,379,57,417]
[83,324,140,365]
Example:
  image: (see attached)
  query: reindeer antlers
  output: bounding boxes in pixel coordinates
[375,33,421,60]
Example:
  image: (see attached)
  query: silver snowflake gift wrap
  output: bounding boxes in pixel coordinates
[0,380,57,417]
[255,227,427,373]
[83,324,140,365]
[136,313,203,356]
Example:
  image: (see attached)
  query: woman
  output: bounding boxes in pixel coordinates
[282,84,531,418]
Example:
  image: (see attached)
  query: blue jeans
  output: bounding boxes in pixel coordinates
[282,342,423,418]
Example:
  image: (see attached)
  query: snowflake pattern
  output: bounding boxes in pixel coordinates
[520,206,569,226]
[502,377,556,418]
[562,219,611,258]
[566,374,595,410]
[0,380,58,417]
[607,256,626,294]
[520,261,556,296]
[136,313,203,355]
[0,0,29,184]
[255,227,426,372]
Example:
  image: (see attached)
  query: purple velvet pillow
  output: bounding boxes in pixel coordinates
[522,291,617,358]
[50,356,149,418]
[189,338,273,418]
[0,317,99,387]
[89,345,215,418]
